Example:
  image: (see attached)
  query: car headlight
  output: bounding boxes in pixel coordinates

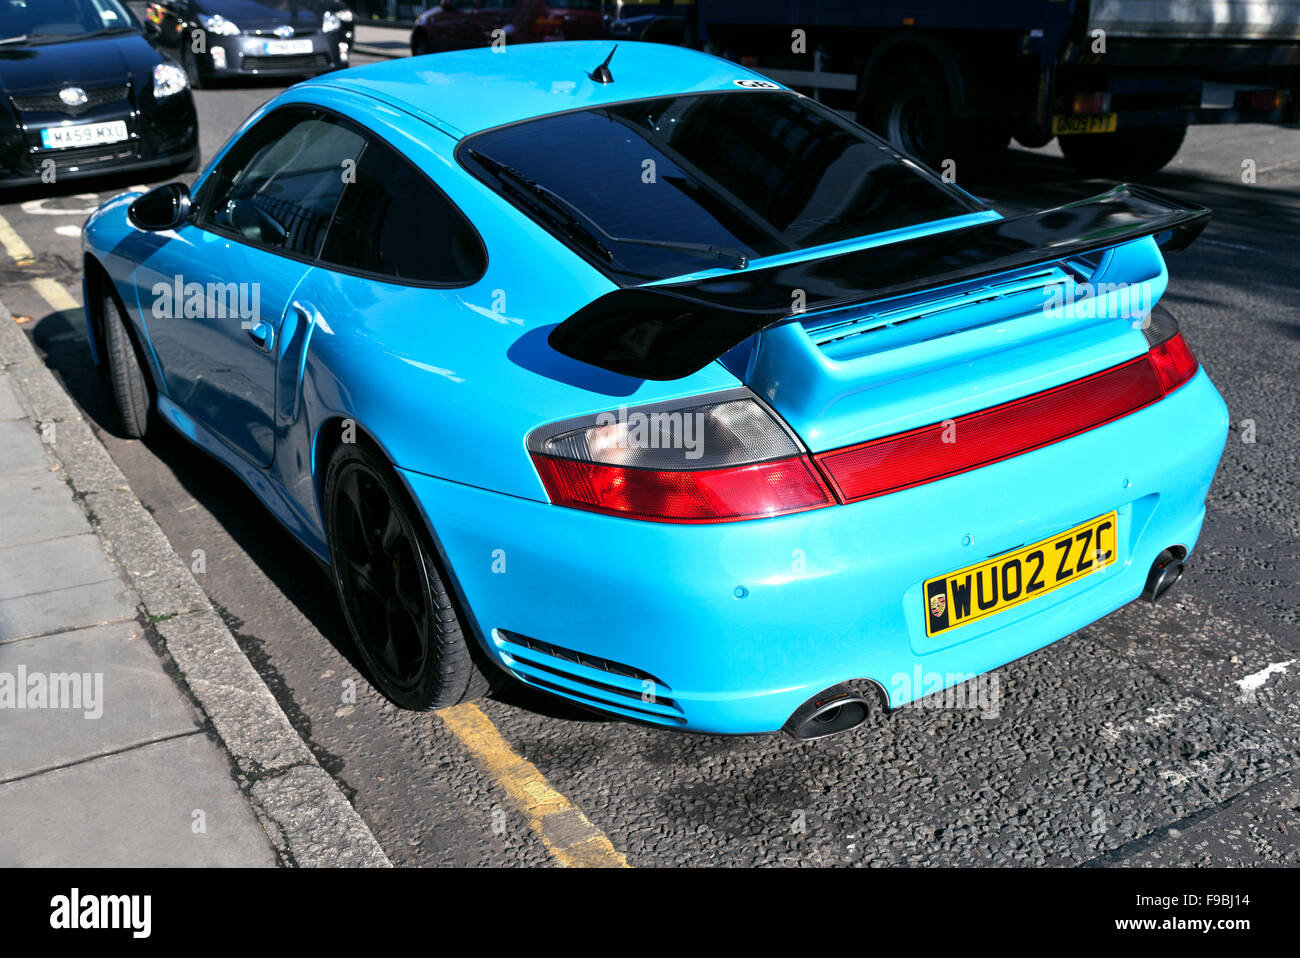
[323,9,352,32]
[153,61,189,99]
[198,13,240,35]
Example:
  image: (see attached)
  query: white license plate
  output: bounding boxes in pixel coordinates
[261,38,313,55]
[39,121,128,150]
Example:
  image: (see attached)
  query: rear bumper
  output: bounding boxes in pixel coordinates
[402,369,1229,734]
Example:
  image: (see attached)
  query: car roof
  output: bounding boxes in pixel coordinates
[303,41,777,139]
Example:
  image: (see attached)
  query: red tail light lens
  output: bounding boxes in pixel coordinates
[817,320,1200,504]
[532,454,834,523]
[532,315,1201,519]
[1148,332,1198,394]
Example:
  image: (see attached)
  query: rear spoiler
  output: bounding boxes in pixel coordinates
[547,184,1210,381]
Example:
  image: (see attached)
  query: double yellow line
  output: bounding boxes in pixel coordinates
[0,206,628,868]
[0,210,79,313]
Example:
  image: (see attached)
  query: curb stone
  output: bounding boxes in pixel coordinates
[0,302,391,868]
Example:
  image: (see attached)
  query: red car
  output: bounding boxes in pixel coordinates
[410,0,602,54]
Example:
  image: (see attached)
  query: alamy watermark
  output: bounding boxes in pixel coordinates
[1043,280,1151,321]
[0,666,103,719]
[591,407,708,460]
[151,276,261,329]
[50,889,150,938]
[890,666,1000,719]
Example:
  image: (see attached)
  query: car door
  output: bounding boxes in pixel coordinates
[286,127,487,474]
[132,106,365,467]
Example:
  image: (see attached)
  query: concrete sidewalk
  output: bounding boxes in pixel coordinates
[0,304,389,867]
[0,370,276,865]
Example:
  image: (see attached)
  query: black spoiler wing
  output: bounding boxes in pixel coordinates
[547,184,1210,381]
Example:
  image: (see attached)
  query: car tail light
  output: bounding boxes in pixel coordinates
[1142,305,1200,394]
[1071,92,1110,114]
[816,306,1201,503]
[532,313,1201,518]
[528,391,834,523]
[1240,88,1290,112]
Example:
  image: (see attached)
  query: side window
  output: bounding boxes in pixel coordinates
[200,109,365,258]
[319,138,485,285]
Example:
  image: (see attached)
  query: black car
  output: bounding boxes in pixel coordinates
[143,1,355,87]
[0,0,198,188]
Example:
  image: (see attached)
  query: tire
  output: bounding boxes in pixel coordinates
[325,442,488,710]
[859,61,1006,175]
[411,32,429,56]
[1058,124,1187,179]
[101,293,151,439]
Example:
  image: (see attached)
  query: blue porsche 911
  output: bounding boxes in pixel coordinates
[81,41,1228,739]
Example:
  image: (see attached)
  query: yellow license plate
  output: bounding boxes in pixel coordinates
[923,512,1118,637]
[1051,113,1118,135]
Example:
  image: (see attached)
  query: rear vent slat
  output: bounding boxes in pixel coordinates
[803,266,1075,361]
[493,630,684,724]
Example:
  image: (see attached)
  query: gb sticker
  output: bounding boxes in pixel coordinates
[734,78,780,90]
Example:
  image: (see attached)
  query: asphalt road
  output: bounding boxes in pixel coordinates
[2,58,1299,866]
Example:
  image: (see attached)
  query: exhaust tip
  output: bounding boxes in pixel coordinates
[1142,548,1185,603]
[783,684,873,741]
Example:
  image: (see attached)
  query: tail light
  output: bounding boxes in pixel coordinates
[816,305,1200,504]
[528,391,833,523]
[532,310,1201,519]
[1142,304,1200,394]
[1239,89,1290,113]
[1071,92,1110,114]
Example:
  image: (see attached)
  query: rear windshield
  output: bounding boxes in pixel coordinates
[458,90,983,284]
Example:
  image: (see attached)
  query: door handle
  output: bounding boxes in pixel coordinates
[246,319,275,352]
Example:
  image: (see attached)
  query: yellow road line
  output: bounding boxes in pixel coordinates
[30,278,79,313]
[0,211,34,266]
[438,702,630,868]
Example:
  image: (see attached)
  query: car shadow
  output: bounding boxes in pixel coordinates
[26,304,605,728]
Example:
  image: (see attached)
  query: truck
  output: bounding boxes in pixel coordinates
[690,1,1300,176]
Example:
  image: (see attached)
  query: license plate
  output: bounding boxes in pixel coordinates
[1050,113,1118,135]
[923,512,1118,637]
[261,38,313,55]
[39,121,128,150]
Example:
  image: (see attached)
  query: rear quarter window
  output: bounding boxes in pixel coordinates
[319,138,486,286]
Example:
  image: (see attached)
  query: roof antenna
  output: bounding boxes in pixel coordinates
[588,45,617,84]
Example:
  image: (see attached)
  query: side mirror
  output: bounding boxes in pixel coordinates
[128,182,191,232]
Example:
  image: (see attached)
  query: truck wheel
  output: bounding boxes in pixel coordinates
[860,61,1006,174]
[861,64,956,168]
[1058,124,1187,178]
